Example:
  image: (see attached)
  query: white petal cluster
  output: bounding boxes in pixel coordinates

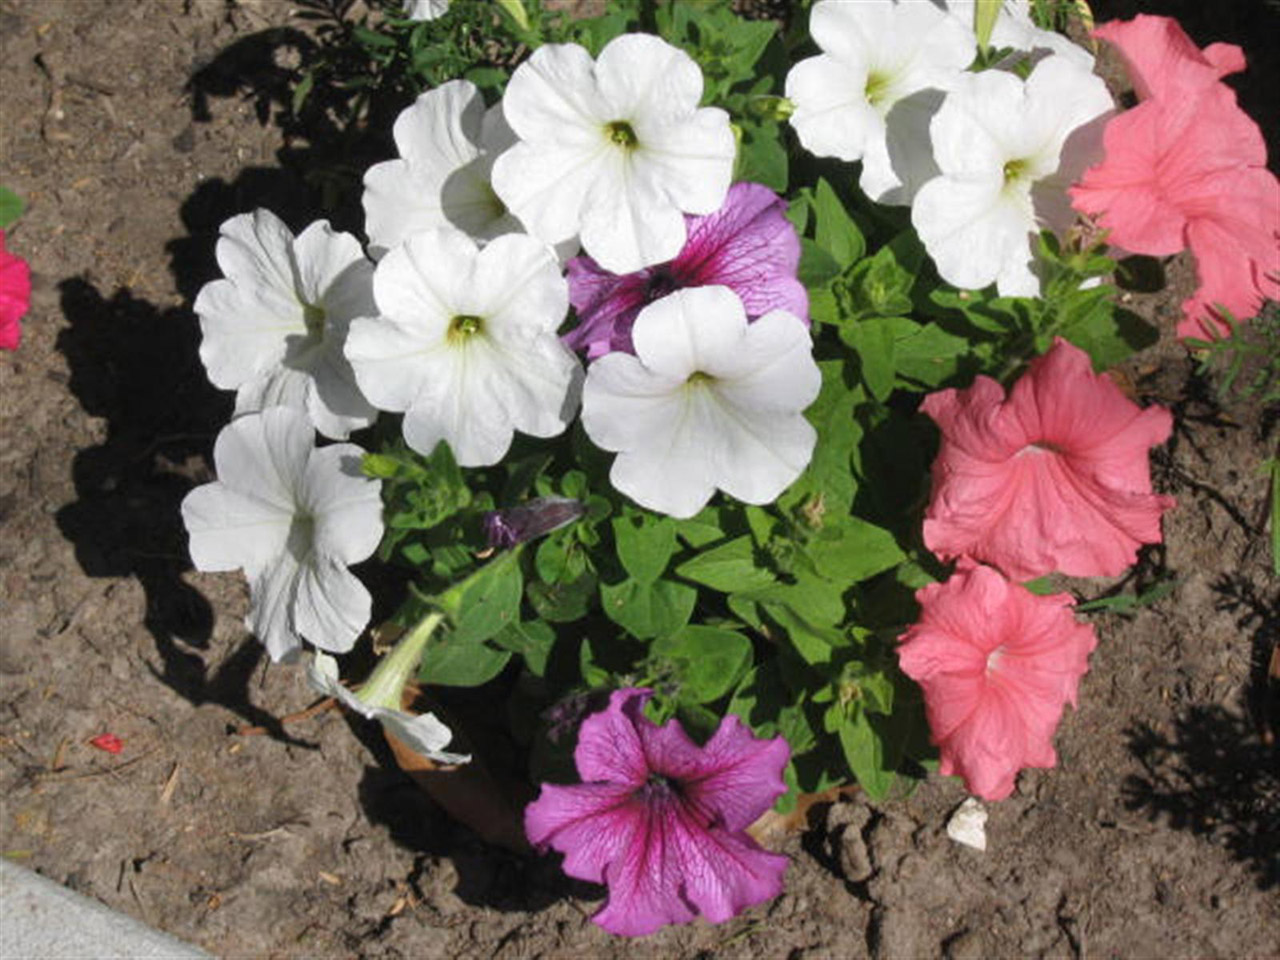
[194,210,377,440]
[307,653,470,765]
[182,408,384,662]
[363,80,520,259]
[787,0,975,204]
[582,286,820,519]
[491,34,736,275]
[911,55,1111,295]
[345,227,581,467]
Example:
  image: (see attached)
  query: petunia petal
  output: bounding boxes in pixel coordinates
[291,556,371,654]
[302,444,384,565]
[181,482,290,574]
[246,550,303,662]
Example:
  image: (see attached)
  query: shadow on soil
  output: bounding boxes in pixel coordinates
[355,723,594,912]
[1124,702,1280,890]
[51,278,326,743]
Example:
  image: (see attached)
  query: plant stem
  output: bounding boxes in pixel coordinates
[357,610,446,712]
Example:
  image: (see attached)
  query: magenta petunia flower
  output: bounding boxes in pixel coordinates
[1069,15,1280,340]
[563,181,808,358]
[525,688,790,937]
[0,230,31,352]
[898,558,1098,801]
[922,338,1175,581]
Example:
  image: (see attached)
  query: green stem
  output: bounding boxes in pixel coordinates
[356,610,446,712]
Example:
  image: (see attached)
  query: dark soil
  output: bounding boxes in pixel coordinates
[1,1,1277,956]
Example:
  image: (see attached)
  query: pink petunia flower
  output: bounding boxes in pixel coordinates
[922,338,1175,581]
[0,230,31,351]
[525,687,789,937]
[897,558,1098,801]
[564,181,808,358]
[1069,15,1280,340]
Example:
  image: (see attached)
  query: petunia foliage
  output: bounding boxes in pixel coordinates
[172,0,1234,937]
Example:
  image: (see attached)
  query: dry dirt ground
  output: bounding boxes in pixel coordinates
[1,1,1277,957]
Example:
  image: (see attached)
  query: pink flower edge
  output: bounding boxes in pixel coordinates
[0,230,32,351]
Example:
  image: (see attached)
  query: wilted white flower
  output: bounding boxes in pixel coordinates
[363,80,520,258]
[404,0,449,21]
[787,0,975,204]
[194,209,377,440]
[181,408,384,661]
[582,285,820,519]
[308,653,469,764]
[491,34,735,275]
[345,227,581,467]
[911,55,1111,295]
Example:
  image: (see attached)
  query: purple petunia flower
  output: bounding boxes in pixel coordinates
[525,688,790,937]
[563,182,809,358]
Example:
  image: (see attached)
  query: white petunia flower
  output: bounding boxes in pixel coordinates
[181,408,384,662]
[194,209,378,440]
[362,80,520,259]
[404,0,449,21]
[490,34,736,275]
[787,0,975,204]
[345,227,581,467]
[581,285,820,519]
[307,653,470,765]
[911,55,1111,296]
[939,0,1094,71]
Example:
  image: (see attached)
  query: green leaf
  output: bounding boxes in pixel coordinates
[535,532,577,584]
[813,178,865,269]
[0,187,23,229]
[600,577,697,640]
[1058,304,1159,371]
[674,508,726,548]
[764,602,841,665]
[807,516,906,585]
[652,626,752,704]
[448,554,524,645]
[494,0,529,30]
[891,320,971,387]
[612,514,678,583]
[779,361,861,516]
[837,708,896,799]
[579,637,609,687]
[840,318,896,401]
[675,536,776,593]
[736,119,788,192]
[463,66,508,92]
[747,569,847,627]
[419,641,512,687]
[841,244,915,321]
[527,570,597,622]
[798,238,842,288]
[291,71,314,116]
[354,26,397,48]
[1020,576,1059,596]
[492,620,555,676]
